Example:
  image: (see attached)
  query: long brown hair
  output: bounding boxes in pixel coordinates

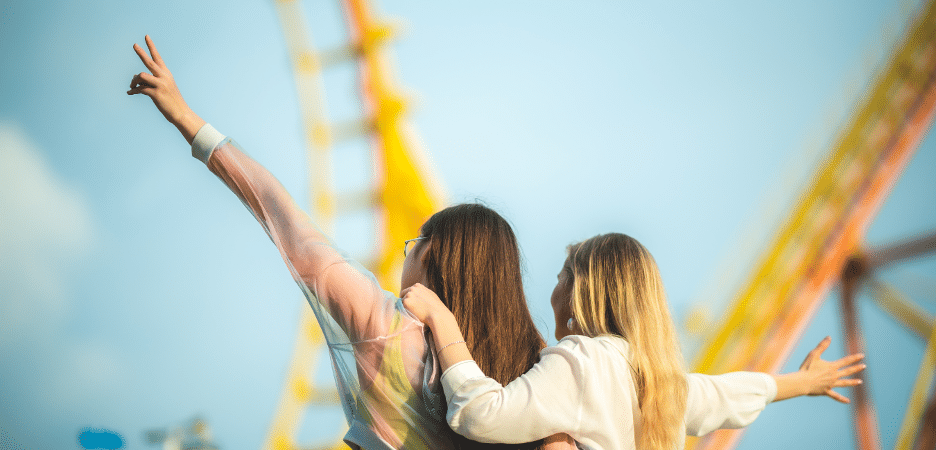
[421,203,545,450]
[567,233,686,450]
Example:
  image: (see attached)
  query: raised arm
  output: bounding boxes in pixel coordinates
[128,36,394,341]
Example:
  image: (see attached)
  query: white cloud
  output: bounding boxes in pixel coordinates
[50,341,129,410]
[0,122,117,449]
[0,122,94,355]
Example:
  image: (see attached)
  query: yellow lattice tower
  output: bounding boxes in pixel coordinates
[686,1,936,449]
[263,0,444,449]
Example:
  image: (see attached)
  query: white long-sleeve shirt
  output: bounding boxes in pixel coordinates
[442,335,777,450]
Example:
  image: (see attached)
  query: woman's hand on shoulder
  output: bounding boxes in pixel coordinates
[402,283,471,370]
[128,35,205,143]
[401,283,450,325]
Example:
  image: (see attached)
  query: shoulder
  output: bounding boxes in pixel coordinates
[543,335,634,373]
[543,335,594,358]
[539,335,639,413]
[550,334,631,355]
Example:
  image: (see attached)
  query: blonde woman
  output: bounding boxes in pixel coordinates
[402,233,865,450]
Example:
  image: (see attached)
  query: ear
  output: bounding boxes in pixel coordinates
[417,238,433,286]
[418,237,432,263]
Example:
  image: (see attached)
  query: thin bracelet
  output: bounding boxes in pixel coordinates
[439,340,466,352]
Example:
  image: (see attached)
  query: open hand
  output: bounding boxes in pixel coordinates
[128,35,204,143]
[797,336,865,403]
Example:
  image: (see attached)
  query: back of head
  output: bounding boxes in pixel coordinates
[567,233,687,450]
[421,203,545,450]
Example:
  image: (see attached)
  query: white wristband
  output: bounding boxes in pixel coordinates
[191,123,226,164]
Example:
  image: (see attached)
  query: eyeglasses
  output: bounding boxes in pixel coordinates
[404,236,429,256]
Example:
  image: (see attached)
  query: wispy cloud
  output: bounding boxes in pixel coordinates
[0,121,110,447]
[0,122,94,355]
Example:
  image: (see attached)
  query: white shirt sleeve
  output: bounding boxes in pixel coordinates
[441,338,594,444]
[684,372,777,436]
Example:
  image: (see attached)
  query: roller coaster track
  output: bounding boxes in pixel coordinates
[687,1,936,449]
[263,0,443,448]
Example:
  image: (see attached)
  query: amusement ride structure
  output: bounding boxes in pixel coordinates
[259,0,936,449]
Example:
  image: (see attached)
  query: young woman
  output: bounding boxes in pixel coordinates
[128,36,571,450]
[403,233,866,450]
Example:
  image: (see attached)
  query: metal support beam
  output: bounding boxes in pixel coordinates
[866,231,936,270]
[840,257,882,450]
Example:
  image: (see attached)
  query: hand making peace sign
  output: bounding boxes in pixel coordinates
[128,35,205,144]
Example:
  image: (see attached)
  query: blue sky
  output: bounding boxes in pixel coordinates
[1,0,934,449]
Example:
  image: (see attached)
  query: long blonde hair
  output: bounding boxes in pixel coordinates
[567,233,687,450]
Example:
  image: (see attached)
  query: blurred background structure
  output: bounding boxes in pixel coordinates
[145,417,220,450]
[0,0,934,449]
[686,2,936,448]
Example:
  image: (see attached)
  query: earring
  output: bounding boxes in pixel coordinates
[567,317,575,330]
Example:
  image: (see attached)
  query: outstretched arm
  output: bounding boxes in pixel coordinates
[685,337,864,436]
[128,36,394,341]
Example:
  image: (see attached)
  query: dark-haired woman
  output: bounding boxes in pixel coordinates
[128,36,571,450]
